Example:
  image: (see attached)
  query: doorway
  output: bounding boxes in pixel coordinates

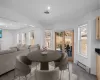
[55,30,74,62]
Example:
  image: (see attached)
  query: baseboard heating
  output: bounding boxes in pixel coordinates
[77,61,90,74]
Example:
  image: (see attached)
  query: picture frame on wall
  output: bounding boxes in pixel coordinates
[0,29,2,38]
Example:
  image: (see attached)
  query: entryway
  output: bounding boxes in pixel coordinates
[55,30,74,62]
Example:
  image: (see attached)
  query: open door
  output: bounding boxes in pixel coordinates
[64,30,74,62]
[55,30,74,62]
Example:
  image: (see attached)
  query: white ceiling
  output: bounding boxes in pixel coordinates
[0,18,22,29]
[0,0,99,29]
[0,17,34,29]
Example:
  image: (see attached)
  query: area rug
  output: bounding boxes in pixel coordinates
[14,64,77,80]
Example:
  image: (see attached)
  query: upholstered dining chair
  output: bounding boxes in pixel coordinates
[14,55,31,80]
[29,44,40,52]
[54,52,70,80]
[35,68,59,80]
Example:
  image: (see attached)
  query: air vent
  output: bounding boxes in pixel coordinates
[44,10,49,14]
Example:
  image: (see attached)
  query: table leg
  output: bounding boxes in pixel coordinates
[40,62,49,70]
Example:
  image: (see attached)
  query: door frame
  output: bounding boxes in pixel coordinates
[55,30,74,62]
[66,30,74,62]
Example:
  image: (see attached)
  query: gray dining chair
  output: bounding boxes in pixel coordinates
[14,55,31,80]
[29,44,40,52]
[55,52,70,80]
[35,68,59,80]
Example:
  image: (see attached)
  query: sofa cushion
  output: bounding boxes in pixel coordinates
[16,44,29,51]
[29,44,40,49]
[17,44,22,51]
[10,47,18,51]
[0,50,16,55]
[30,47,40,52]
[19,45,28,51]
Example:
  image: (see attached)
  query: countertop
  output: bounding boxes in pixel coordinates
[95,48,100,55]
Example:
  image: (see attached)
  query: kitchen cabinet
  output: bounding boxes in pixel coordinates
[96,55,100,80]
[95,48,100,80]
[96,17,100,39]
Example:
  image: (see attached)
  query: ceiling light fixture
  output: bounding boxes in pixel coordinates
[44,6,51,14]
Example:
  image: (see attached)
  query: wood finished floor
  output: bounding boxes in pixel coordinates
[72,64,96,80]
[0,63,96,80]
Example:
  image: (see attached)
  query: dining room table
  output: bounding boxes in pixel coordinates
[27,50,62,70]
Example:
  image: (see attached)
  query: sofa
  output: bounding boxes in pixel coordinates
[0,44,40,75]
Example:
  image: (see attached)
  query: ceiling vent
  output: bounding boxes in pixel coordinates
[44,6,50,14]
[44,10,50,14]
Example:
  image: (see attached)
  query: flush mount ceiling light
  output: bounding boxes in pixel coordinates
[44,6,51,14]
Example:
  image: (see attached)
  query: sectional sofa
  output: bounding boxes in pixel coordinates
[0,44,40,75]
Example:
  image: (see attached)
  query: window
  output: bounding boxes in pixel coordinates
[22,33,25,44]
[21,33,27,44]
[78,24,87,56]
[45,30,52,49]
[29,31,34,45]
[17,33,20,44]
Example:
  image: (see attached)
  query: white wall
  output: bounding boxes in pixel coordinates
[90,19,100,74]
[50,9,100,75]
[0,29,14,50]
[75,9,100,75]
[74,21,91,68]
[13,27,45,48]
[52,21,93,73]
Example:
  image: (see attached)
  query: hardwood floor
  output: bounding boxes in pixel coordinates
[72,63,96,80]
[0,63,96,80]
[0,70,15,80]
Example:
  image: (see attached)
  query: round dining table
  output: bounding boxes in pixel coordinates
[27,50,62,70]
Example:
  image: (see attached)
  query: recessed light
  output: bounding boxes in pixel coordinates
[6,26,7,27]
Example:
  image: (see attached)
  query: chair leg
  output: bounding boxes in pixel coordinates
[35,70,37,80]
[12,69,16,80]
[36,62,39,70]
[60,71,62,80]
[30,72,32,76]
[25,76,27,80]
[19,77,20,80]
[67,62,69,69]
[14,70,16,79]
[69,71,70,80]
[36,65,38,70]
[62,70,65,80]
[68,68,70,80]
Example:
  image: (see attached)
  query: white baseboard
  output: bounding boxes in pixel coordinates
[77,61,90,73]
